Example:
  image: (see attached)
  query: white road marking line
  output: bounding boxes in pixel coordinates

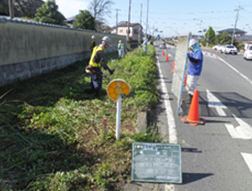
[203,51,217,59]
[225,124,241,139]
[156,56,176,191]
[241,153,252,174]
[156,57,177,144]
[218,57,252,85]
[225,114,252,139]
[206,89,227,116]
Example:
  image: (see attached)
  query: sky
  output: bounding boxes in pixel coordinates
[55,0,252,37]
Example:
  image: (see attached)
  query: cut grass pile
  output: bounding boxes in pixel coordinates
[0,45,160,191]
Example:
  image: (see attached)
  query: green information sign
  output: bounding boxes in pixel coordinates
[131,142,182,183]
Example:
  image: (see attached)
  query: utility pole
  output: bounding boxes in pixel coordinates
[232,5,241,45]
[126,0,131,42]
[138,3,142,44]
[8,0,14,19]
[145,0,149,39]
[206,27,210,48]
[115,9,120,35]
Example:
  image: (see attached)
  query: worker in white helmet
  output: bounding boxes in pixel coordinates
[90,35,96,52]
[117,40,126,58]
[141,37,148,54]
[87,36,115,98]
[185,38,203,104]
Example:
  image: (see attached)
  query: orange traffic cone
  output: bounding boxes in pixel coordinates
[183,74,187,86]
[162,50,165,56]
[216,51,219,58]
[181,89,205,126]
[171,60,175,73]
[165,53,169,61]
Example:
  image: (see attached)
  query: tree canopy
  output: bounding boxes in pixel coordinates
[34,0,66,25]
[88,0,114,30]
[214,32,232,45]
[73,10,96,30]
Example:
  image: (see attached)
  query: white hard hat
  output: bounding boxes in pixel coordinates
[119,40,121,43]
[189,39,198,47]
[102,36,112,46]
[91,35,95,39]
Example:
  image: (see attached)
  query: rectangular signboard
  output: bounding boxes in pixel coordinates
[131,142,182,183]
[171,33,191,114]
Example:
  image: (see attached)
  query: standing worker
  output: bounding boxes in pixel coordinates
[185,39,203,104]
[87,36,115,98]
[90,35,96,52]
[117,40,125,58]
[141,37,148,54]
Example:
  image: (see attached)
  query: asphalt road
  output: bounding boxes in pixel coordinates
[155,42,252,191]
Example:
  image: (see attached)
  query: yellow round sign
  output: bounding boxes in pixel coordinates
[107,79,131,101]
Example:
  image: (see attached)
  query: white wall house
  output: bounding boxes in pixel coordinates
[111,22,143,41]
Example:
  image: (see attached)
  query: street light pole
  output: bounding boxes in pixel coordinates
[115,9,120,35]
[206,27,209,48]
[126,0,131,42]
[145,0,149,39]
[138,3,142,44]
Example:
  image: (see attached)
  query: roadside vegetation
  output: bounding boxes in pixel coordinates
[0,45,161,191]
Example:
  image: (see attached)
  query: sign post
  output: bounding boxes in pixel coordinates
[116,96,121,139]
[107,79,131,139]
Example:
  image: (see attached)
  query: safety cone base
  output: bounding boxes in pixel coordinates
[181,116,206,126]
[181,89,205,126]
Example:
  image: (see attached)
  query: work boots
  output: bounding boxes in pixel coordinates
[94,90,100,99]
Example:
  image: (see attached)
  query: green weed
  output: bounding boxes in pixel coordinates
[0,45,160,190]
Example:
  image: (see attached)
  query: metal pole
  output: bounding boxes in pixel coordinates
[116,9,118,35]
[126,0,131,42]
[116,96,122,139]
[145,0,149,39]
[115,9,120,35]
[232,5,240,45]
[138,3,142,44]
[8,0,14,19]
[206,27,209,47]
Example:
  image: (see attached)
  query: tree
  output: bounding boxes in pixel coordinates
[214,32,232,45]
[89,0,114,20]
[205,27,215,44]
[88,0,114,29]
[200,27,215,46]
[34,0,66,25]
[73,10,96,30]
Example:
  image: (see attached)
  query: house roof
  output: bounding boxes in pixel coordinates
[66,16,76,22]
[217,28,247,34]
[114,22,142,28]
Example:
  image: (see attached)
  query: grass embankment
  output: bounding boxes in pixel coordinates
[0,45,160,191]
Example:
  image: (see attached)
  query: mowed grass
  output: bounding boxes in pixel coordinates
[0,45,160,191]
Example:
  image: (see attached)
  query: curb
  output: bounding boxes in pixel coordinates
[121,111,166,191]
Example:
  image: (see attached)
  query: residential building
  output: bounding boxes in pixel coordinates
[217,28,247,37]
[111,22,143,41]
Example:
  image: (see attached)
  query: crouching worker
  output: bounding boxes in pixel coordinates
[86,36,115,98]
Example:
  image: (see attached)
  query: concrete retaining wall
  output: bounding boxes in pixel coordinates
[0,18,126,87]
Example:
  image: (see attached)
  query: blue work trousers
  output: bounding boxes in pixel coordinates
[90,67,103,91]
